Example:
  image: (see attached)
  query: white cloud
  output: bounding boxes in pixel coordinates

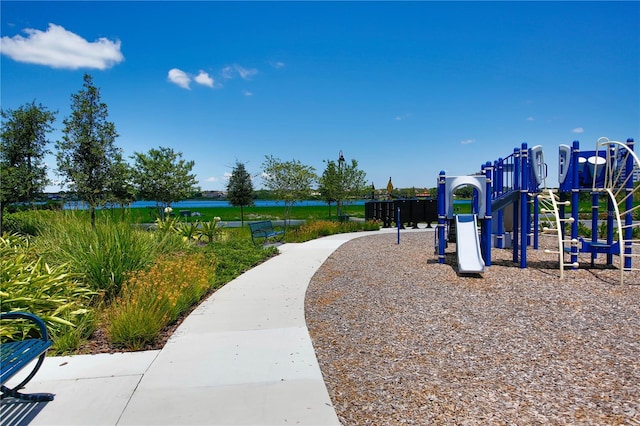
[194,71,214,87]
[167,68,191,89]
[395,113,412,121]
[235,65,258,80]
[206,176,220,183]
[460,139,475,145]
[270,60,285,69]
[527,116,535,121]
[242,90,253,96]
[0,23,124,70]
[222,64,258,80]
[572,127,584,134]
[221,66,234,79]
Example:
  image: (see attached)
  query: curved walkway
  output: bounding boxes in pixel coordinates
[1,229,405,425]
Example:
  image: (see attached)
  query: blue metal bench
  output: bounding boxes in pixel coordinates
[248,220,285,246]
[1,312,54,401]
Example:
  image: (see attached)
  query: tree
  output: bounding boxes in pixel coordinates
[107,153,136,218]
[132,146,198,215]
[56,74,120,228]
[227,161,254,226]
[454,185,474,199]
[261,155,317,225]
[319,153,367,219]
[0,101,56,233]
[318,160,339,218]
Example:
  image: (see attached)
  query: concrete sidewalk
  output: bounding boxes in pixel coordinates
[1,229,405,425]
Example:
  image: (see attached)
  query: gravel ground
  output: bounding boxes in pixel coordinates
[305,229,640,425]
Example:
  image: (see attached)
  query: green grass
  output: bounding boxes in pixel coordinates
[203,228,279,286]
[97,204,366,224]
[2,207,375,353]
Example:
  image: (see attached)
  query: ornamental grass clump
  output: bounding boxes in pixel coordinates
[290,220,341,241]
[285,219,381,242]
[106,252,215,350]
[0,233,96,352]
[36,213,189,301]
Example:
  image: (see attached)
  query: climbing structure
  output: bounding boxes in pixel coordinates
[536,189,578,279]
[591,137,640,283]
[557,137,638,284]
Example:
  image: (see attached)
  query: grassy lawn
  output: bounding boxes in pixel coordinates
[98,203,366,223]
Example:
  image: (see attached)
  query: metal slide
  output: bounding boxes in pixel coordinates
[455,214,485,273]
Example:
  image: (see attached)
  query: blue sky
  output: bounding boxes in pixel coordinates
[2,1,638,192]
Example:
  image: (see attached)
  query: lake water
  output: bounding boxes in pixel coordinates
[64,199,367,210]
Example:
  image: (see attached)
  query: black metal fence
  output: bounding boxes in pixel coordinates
[364,199,438,228]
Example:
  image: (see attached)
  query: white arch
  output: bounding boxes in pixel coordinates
[444,176,487,219]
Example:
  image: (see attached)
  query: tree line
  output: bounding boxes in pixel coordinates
[1,73,369,232]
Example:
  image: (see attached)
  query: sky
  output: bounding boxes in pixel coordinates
[1,1,639,193]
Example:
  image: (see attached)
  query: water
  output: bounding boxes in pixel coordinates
[63,199,366,210]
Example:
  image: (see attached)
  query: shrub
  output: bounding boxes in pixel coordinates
[3,210,58,236]
[0,233,96,351]
[50,311,97,354]
[176,221,200,240]
[196,218,223,243]
[36,214,188,301]
[285,219,380,243]
[577,221,591,238]
[154,216,179,234]
[106,252,215,350]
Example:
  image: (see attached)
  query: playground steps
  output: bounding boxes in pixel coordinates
[580,239,620,255]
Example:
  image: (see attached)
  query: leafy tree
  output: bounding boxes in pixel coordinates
[318,160,339,217]
[227,161,254,226]
[398,187,417,199]
[107,153,136,218]
[254,188,277,200]
[0,101,56,233]
[56,74,120,228]
[319,154,367,219]
[454,185,474,199]
[132,146,198,215]
[261,155,317,225]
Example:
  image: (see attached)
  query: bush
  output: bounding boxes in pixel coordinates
[285,220,380,243]
[106,252,215,350]
[0,233,96,352]
[3,210,58,236]
[196,218,223,243]
[36,214,190,301]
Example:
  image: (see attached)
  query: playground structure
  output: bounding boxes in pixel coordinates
[437,138,639,284]
[555,137,640,284]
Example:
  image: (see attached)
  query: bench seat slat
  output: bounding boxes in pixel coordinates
[1,339,52,384]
